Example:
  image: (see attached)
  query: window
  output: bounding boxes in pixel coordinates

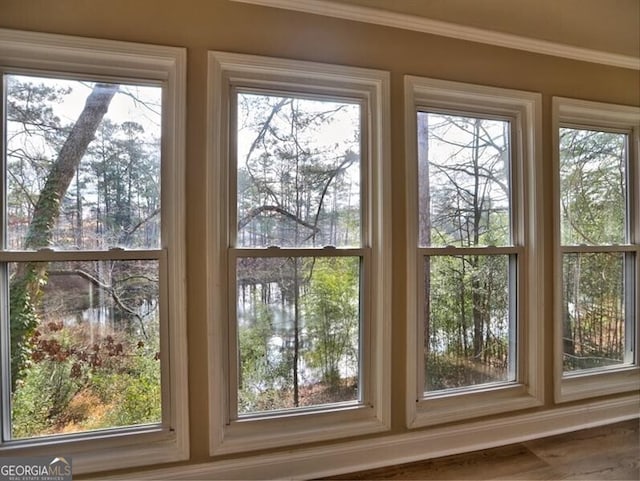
[233,92,363,415]
[0,29,187,473]
[418,112,515,392]
[208,52,390,454]
[405,76,543,427]
[553,97,639,402]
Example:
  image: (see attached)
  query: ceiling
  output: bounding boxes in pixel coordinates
[330,0,640,58]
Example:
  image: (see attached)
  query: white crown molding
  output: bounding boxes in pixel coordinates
[231,0,640,71]
[105,394,639,480]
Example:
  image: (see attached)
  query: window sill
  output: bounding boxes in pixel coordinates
[556,366,640,403]
[213,403,389,455]
[0,427,188,475]
[410,383,543,428]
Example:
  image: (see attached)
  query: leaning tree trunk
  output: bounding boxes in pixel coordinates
[10,83,118,390]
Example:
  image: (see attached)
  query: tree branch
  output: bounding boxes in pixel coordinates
[238,205,321,234]
[51,268,149,339]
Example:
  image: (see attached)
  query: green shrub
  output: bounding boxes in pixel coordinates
[12,359,83,438]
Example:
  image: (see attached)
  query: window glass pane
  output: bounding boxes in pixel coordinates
[559,128,627,246]
[236,93,361,248]
[236,256,360,415]
[562,252,627,371]
[425,255,513,392]
[5,74,161,250]
[417,112,511,247]
[9,260,160,439]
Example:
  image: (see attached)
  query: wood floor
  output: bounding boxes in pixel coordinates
[326,419,639,480]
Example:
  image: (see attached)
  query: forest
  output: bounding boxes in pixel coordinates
[418,112,513,391]
[418,114,630,391]
[4,75,162,438]
[234,93,362,413]
[560,128,629,371]
[2,76,630,436]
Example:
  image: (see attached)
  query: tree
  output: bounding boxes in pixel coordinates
[5,75,164,436]
[304,257,359,389]
[419,113,511,390]
[9,82,118,388]
[559,128,627,369]
[235,92,361,411]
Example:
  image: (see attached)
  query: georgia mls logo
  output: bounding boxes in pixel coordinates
[0,456,72,481]
[49,458,71,477]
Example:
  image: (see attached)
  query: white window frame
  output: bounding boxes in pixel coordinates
[404,76,544,428]
[207,52,391,455]
[552,97,640,403]
[0,29,188,473]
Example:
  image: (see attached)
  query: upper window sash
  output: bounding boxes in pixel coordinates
[415,109,517,250]
[1,72,164,254]
[552,97,640,403]
[208,51,390,454]
[0,28,187,474]
[229,87,368,250]
[558,123,631,247]
[405,76,543,428]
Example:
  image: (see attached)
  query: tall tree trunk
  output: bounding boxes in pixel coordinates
[10,83,118,390]
[471,119,484,360]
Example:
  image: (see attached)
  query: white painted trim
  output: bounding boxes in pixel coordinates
[231,0,640,70]
[560,367,640,402]
[0,28,189,474]
[105,394,639,480]
[404,76,544,427]
[161,33,190,469]
[207,51,391,455]
[552,97,640,403]
[555,97,640,128]
[0,28,183,79]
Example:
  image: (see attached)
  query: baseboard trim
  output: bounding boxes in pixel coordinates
[105,394,639,480]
